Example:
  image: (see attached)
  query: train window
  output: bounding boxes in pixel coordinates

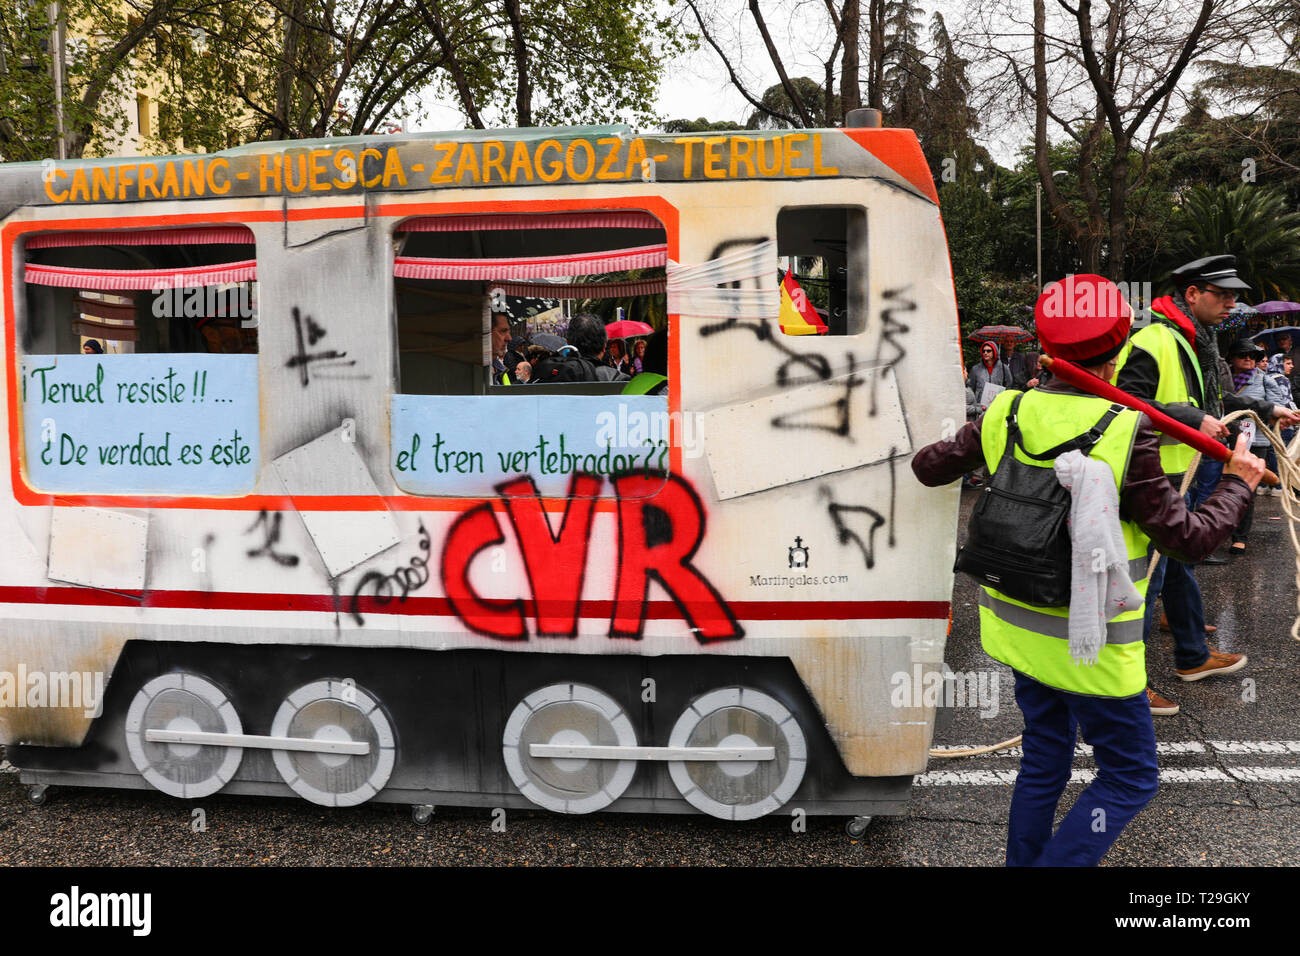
[392,212,667,395]
[390,212,670,498]
[776,206,866,336]
[16,226,260,496]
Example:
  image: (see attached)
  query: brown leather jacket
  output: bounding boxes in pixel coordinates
[913,381,1251,563]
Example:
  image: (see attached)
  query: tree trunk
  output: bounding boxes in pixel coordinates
[749,0,813,126]
[274,0,304,140]
[504,0,531,126]
[1032,0,1091,278]
[866,0,885,109]
[418,3,485,129]
[840,0,860,116]
[1108,135,1130,281]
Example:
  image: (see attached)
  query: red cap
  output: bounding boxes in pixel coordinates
[1034,274,1133,364]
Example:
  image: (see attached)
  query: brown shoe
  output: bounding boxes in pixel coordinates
[1159,612,1217,635]
[1146,686,1180,716]
[1175,646,1247,682]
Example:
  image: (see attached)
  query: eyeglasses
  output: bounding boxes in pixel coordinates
[1200,285,1238,302]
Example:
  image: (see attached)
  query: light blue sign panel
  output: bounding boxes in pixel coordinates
[21,354,259,495]
[392,393,671,497]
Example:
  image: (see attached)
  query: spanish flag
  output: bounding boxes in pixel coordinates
[779,271,829,335]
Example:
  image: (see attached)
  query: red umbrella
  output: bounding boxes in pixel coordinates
[605,319,653,339]
[969,325,1035,346]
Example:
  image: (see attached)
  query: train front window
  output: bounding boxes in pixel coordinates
[776,206,866,336]
[16,227,260,496]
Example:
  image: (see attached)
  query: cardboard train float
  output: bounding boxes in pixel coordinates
[0,117,960,829]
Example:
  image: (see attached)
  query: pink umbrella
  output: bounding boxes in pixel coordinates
[604,319,653,339]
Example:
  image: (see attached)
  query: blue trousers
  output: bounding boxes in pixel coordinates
[1141,459,1219,671]
[1007,672,1159,866]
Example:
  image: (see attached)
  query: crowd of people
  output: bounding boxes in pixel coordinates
[956,256,1300,723]
[965,323,1299,551]
[491,310,666,390]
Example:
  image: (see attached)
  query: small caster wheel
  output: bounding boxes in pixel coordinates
[27,785,49,807]
[411,804,435,826]
[845,815,871,838]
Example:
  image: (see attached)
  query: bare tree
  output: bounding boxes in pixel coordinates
[959,0,1270,279]
[682,0,866,127]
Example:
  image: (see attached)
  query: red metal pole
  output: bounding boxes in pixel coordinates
[1040,355,1278,485]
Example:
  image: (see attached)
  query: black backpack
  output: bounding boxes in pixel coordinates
[530,350,600,383]
[954,392,1124,607]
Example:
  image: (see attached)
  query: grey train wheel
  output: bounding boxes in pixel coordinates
[502,683,638,814]
[667,687,807,821]
[270,679,395,807]
[124,673,244,799]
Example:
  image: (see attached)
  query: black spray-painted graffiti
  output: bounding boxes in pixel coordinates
[245,510,299,567]
[820,445,899,569]
[697,251,914,438]
[699,314,862,436]
[286,307,356,387]
[871,287,914,416]
[350,522,431,625]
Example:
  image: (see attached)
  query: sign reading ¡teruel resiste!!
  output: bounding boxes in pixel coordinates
[21,354,259,495]
[40,132,845,204]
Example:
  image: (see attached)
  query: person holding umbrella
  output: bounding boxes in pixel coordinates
[968,340,1015,408]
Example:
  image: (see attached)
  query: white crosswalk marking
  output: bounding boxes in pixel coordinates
[930,741,1213,758]
[917,740,1300,787]
[915,767,1300,786]
[1209,740,1300,754]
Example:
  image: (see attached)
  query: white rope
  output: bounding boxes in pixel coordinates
[1146,409,1300,641]
[930,736,1022,758]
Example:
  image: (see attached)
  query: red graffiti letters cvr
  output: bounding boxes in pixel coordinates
[439,472,742,642]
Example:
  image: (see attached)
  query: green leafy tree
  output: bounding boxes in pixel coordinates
[920,12,982,179]
[574,268,667,331]
[0,1,227,161]
[745,78,839,130]
[1165,183,1300,300]
[661,117,744,133]
[4,0,690,162]
[881,0,928,131]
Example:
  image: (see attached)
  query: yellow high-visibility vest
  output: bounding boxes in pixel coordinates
[1114,318,1204,476]
[977,388,1149,698]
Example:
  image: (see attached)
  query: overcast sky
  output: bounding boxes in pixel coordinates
[409,1,1021,166]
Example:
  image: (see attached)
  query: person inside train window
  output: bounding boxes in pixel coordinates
[529,313,629,384]
[490,312,511,385]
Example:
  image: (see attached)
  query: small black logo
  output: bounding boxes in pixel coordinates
[788,537,810,569]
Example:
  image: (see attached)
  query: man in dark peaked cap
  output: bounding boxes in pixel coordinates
[1115,255,1300,716]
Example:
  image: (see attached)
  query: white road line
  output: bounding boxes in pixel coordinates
[931,740,1300,758]
[915,766,1300,787]
[1208,741,1300,754]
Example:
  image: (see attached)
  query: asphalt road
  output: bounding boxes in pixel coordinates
[2,487,1298,867]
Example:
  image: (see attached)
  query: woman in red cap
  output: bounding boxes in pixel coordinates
[913,274,1262,866]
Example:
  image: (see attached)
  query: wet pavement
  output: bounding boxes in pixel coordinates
[0,487,1297,866]
[921,485,1300,867]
